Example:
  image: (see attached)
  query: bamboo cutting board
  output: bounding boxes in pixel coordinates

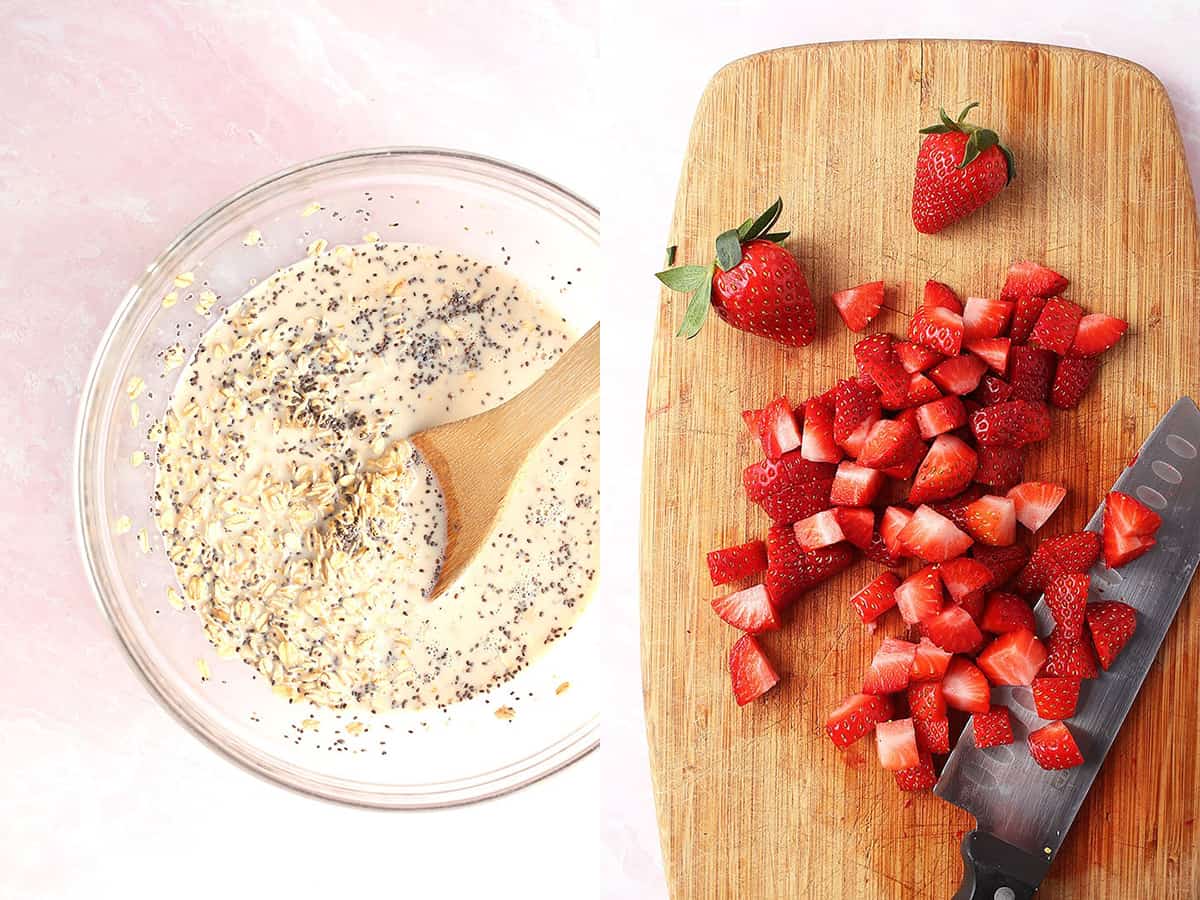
[640,41,1200,899]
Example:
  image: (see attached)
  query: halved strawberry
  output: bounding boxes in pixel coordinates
[972,705,1014,748]
[923,279,963,314]
[794,509,845,552]
[834,378,882,449]
[1041,627,1099,679]
[962,297,1013,341]
[1008,345,1055,402]
[895,565,944,624]
[973,543,1029,591]
[1028,720,1083,770]
[1086,600,1137,670]
[825,692,893,748]
[965,337,1010,374]
[974,445,1025,492]
[757,396,802,460]
[1069,313,1127,358]
[970,400,1051,448]
[940,556,991,607]
[744,452,836,524]
[765,524,856,608]
[913,718,950,755]
[881,507,915,560]
[830,461,886,507]
[963,494,1017,546]
[901,373,942,409]
[858,418,923,470]
[880,439,926,480]
[909,434,978,505]
[916,395,967,439]
[897,505,974,563]
[1007,482,1067,533]
[1050,356,1100,409]
[836,507,875,550]
[973,374,1013,406]
[907,681,946,720]
[980,591,1036,634]
[707,539,769,585]
[876,717,920,771]
[910,636,953,681]
[1009,295,1047,344]
[850,571,901,624]
[929,353,988,395]
[896,340,944,373]
[1032,676,1081,720]
[729,634,779,706]
[1102,491,1162,568]
[1030,298,1083,355]
[923,604,984,654]
[1000,261,1069,302]
[909,305,964,356]
[977,628,1047,686]
[712,584,781,633]
[1044,573,1089,639]
[801,395,842,464]
[942,657,991,713]
[863,638,919,695]
[855,333,909,407]
[833,280,885,332]
[894,749,938,791]
[1015,531,1101,596]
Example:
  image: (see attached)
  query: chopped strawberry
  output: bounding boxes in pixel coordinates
[1045,573,1089,639]
[801,395,842,464]
[929,484,987,530]
[909,305,964,356]
[729,634,780,706]
[1103,490,1162,568]
[973,374,1013,406]
[940,556,991,607]
[880,439,927,479]
[833,378,882,449]
[1000,261,1069,302]
[923,604,984,654]
[923,279,963,314]
[1086,600,1137,670]
[973,543,1029,591]
[830,461,886,507]
[980,591,1036,634]
[863,638,919,695]
[896,340,944,373]
[965,337,1010,375]
[1050,356,1100,409]
[742,407,765,436]
[942,657,991,713]
[1008,345,1055,402]
[836,507,875,550]
[765,524,856,608]
[881,506,914,560]
[907,681,946,720]
[858,418,923,470]
[895,565,944,624]
[972,705,1014,748]
[1032,676,1081,720]
[974,445,1025,492]
[757,396,802,460]
[894,750,938,791]
[901,373,942,408]
[825,692,893,748]
[1069,313,1127,358]
[1028,720,1083,770]
[1016,531,1101,596]
[916,395,967,439]
[833,280,885,332]
[863,529,900,566]
[876,718,920,771]
[1041,627,1099,679]
[855,333,909,407]
[712,584,781,633]
[1009,294,1046,345]
[707,539,768,585]
[850,571,901,624]
[954,587,986,624]
[963,494,1017,546]
[794,509,845,552]
[913,718,950,755]
[842,413,881,458]
[1007,481,1066,532]
[929,353,988,395]
[970,400,1051,448]
[910,637,953,681]
[1030,298,1083,355]
[897,505,973,563]
[962,297,1013,341]
[744,451,836,524]
[909,434,978,505]
[977,628,1046,686]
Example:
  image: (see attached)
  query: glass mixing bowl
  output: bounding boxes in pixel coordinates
[75,148,600,807]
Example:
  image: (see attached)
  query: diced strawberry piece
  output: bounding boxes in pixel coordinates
[923,279,963,314]
[900,373,942,409]
[909,305,964,356]
[876,718,920,771]
[1000,261,1069,302]
[1007,481,1067,533]
[1045,573,1089,639]
[980,591,1036,634]
[1016,531,1101,596]
[836,507,874,550]
[962,297,1013,341]
[729,634,779,706]
[896,340,944,374]
[895,565,943,624]
[955,588,986,624]
[801,395,842,463]
[855,333,909,407]
[897,505,973,563]
[880,439,926,480]
[1069,313,1127,358]
[940,557,991,607]
[974,445,1025,492]
[972,705,1014,748]
[863,638,919,695]
[910,637,952,681]
[1028,720,1083,770]
[842,417,879,459]
[863,529,900,566]
[830,461,886,507]
[850,571,901,624]
[942,657,991,713]
[963,494,1017,546]
[833,377,882,448]
[881,507,914,560]
[1041,626,1099,679]
[1050,356,1100,409]
[1030,298,1083,354]
[916,395,967,439]
[913,719,950,755]
[765,524,856,608]
[908,434,978,505]
[973,544,1029,591]
[794,509,845,552]
[1032,676,1081,720]
[977,628,1047,686]
[1008,345,1056,402]
[929,484,987,530]
[1086,600,1137,670]
[711,584,780,634]
[744,452,836,524]
[825,692,893,748]
[707,539,768,585]
[973,374,1013,407]
[907,681,946,720]
[970,400,1051,448]
[742,407,765,436]
[929,354,988,395]
[965,337,1010,375]
[1009,295,1046,344]
[832,280,885,332]
[757,396,802,460]
[894,749,938,791]
[1102,491,1162,569]
[923,604,984,654]
[858,418,922,470]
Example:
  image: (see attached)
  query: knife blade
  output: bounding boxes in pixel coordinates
[934,396,1200,899]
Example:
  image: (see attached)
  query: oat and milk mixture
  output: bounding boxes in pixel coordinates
[153,243,598,712]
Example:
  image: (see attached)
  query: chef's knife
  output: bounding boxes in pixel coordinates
[935,396,1200,899]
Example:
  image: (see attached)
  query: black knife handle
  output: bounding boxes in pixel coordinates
[952,831,1045,899]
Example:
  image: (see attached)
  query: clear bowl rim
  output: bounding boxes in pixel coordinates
[74,146,600,809]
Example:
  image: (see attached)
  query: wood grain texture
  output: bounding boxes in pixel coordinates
[640,41,1200,900]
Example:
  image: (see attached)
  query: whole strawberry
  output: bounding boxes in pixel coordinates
[912,102,1015,235]
[656,199,816,346]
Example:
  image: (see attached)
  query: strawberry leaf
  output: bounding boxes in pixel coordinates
[675,263,715,339]
[763,231,791,243]
[715,229,743,271]
[655,264,709,292]
[740,198,783,243]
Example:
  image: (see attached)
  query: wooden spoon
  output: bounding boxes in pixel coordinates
[411,322,599,600]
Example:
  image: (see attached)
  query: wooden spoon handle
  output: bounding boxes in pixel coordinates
[505,322,599,441]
